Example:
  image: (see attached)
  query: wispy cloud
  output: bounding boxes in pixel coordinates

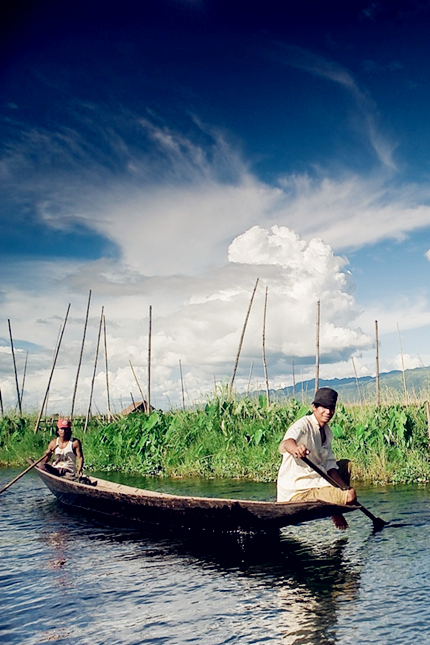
[275,172,430,250]
[5,108,430,272]
[273,45,398,170]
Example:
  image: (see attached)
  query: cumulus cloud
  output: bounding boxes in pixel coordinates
[0,225,373,411]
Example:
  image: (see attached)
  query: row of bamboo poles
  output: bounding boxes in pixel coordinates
[231,280,388,407]
[2,290,153,430]
[0,279,421,425]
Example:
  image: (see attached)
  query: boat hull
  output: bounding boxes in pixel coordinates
[33,465,358,532]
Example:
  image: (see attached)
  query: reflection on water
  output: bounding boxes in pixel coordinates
[167,529,362,644]
[275,535,360,644]
[38,506,361,645]
[1,468,430,644]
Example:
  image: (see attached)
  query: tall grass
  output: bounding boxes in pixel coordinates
[330,402,430,483]
[0,414,53,463]
[1,393,430,484]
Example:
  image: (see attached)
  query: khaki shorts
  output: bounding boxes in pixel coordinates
[290,485,349,506]
[289,459,352,506]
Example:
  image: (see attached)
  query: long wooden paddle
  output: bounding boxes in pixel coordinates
[0,453,48,495]
[301,455,387,531]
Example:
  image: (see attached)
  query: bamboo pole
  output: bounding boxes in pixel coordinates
[84,306,104,433]
[130,391,136,409]
[247,361,254,395]
[34,304,71,433]
[147,305,152,415]
[397,322,408,404]
[262,286,270,406]
[20,350,29,406]
[8,320,22,415]
[93,398,102,416]
[292,356,296,398]
[230,278,259,393]
[129,359,145,405]
[70,289,92,420]
[375,320,380,406]
[426,401,430,443]
[45,324,62,418]
[179,359,185,411]
[103,313,112,420]
[315,300,320,393]
[351,356,362,405]
[0,387,3,416]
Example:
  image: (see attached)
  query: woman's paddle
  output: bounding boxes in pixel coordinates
[300,455,387,531]
[0,453,48,495]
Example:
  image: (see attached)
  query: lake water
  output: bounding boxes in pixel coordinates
[1,468,430,644]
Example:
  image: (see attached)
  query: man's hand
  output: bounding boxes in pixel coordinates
[291,443,309,459]
[327,468,357,503]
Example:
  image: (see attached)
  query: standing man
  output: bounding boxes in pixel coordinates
[277,387,356,529]
[43,418,84,478]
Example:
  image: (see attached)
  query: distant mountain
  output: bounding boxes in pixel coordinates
[266,366,430,404]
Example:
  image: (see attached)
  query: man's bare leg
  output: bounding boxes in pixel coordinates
[331,514,348,530]
[332,460,353,529]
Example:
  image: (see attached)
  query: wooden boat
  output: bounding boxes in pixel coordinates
[33,463,359,532]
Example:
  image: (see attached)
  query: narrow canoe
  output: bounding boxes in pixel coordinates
[33,464,359,532]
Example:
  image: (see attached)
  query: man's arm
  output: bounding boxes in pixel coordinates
[278,438,309,459]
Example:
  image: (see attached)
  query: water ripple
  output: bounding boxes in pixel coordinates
[2,470,430,644]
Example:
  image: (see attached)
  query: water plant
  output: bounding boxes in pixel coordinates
[1,393,430,484]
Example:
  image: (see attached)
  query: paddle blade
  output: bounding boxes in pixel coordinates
[372,517,388,532]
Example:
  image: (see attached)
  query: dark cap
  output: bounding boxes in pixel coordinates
[313,387,338,408]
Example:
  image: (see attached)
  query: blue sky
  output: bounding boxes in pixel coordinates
[2,0,430,411]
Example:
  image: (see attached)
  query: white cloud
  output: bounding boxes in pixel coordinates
[355,293,430,338]
[273,173,430,251]
[0,226,373,412]
[4,110,430,278]
[40,164,430,278]
[390,353,423,371]
[92,177,279,275]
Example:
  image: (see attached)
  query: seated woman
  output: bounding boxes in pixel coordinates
[42,418,84,478]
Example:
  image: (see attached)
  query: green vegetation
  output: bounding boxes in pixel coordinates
[1,394,430,484]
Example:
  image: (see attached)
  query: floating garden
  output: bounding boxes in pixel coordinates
[1,391,430,485]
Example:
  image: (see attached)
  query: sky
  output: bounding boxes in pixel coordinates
[2,0,430,413]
